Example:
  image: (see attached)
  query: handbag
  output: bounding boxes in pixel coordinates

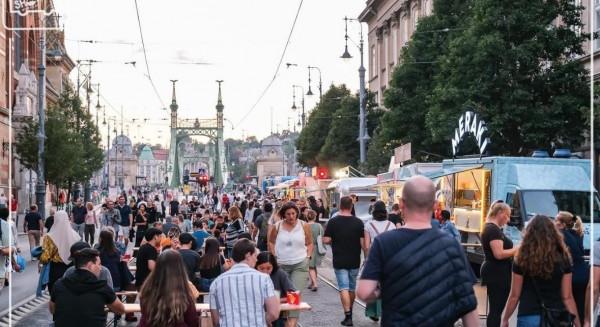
[316,225,327,255]
[530,276,575,327]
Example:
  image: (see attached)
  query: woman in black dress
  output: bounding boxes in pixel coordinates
[480,201,518,327]
[135,203,148,247]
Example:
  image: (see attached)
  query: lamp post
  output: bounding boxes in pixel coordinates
[292,85,305,129]
[307,66,322,102]
[341,16,369,164]
[36,23,47,217]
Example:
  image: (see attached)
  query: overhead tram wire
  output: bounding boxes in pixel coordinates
[133,0,167,110]
[234,0,304,127]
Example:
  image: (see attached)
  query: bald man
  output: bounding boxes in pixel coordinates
[357,175,479,327]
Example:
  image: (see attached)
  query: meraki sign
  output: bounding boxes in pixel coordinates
[451,111,491,156]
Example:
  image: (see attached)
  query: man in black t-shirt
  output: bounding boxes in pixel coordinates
[135,228,162,289]
[323,196,366,327]
[117,196,133,246]
[357,176,478,327]
[24,204,43,255]
[71,199,87,239]
[50,248,125,327]
[178,233,201,287]
[170,199,180,216]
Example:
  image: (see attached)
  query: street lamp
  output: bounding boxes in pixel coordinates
[341,16,369,164]
[292,85,305,129]
[307,66,322,101]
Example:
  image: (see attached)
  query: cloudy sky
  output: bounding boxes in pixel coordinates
[53,0,366,147]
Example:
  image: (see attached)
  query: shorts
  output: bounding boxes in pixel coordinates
[120,226,130,238]
[334,268,359,291]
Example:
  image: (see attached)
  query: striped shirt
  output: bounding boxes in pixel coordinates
[209,263,276,327]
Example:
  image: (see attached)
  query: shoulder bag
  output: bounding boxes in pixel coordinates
[316,224,327,255]
[530,275,575,327]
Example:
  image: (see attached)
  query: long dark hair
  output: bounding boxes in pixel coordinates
[515,215,572,279]
[199,238,221,270]
[98,230,117,254]
[139,250,193,327]
[256,251,279,275]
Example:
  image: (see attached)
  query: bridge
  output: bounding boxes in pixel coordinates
[166,80,228,188]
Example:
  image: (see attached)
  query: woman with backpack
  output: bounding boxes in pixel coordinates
[363,201,396,322]
[306,209,325,292]
[268,202,313,327]
[501,215,580,327]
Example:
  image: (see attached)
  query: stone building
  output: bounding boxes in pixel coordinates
[256,135,286,185]
[107,135,138,190]
[137,145,166,186]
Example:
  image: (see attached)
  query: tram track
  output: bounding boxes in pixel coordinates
[0,293,50,327]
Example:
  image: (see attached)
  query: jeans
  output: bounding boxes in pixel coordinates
[334,268,359,291]
[279,258,309,318]
[72,223,85,239]
[84,224,95,245]
[27,230,41,253]
[517,315,540,327]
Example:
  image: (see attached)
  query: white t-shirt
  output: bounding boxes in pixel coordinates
[364,219,396,241]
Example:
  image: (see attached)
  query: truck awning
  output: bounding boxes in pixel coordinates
[421,165,483,180]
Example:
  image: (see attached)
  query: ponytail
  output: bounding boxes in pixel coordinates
[556,211,584,237]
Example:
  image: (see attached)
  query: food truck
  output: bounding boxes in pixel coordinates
[325,177,377,222]
[430,155,598,264]
[375,162,442,208]
[424,110,598,264]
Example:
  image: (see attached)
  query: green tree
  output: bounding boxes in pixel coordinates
[296,85,352,167]
[427,0,589,155]
[318,92,382,169]
[14,86,104,201]
[365,0,469,173]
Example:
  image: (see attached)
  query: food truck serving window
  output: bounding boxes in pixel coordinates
[454,169,483,210]
[521,190,600,223]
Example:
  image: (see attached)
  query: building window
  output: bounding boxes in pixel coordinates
[371,44,376,78]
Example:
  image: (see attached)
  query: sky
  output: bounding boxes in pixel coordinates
[53,0,367,147]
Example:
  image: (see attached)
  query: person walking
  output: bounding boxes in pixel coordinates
[100,200,121,238]
[306,209,325,292]
[501,215,580,327]
[0,208,16,294]
[268,202,313,327]
[224,206,244,258]
[481,201,517,327]
[24,204,43,255]
[49,248,125,327]
[555,211,588,325]
[45,208,55,232]
[135,228,163,290]
[10,194,17,228]
[363,200,396,322]
[209,239,280,327]
[253,202,273,252]
[191,220,210,251]
[323,196,367,326]
[116,196,133,246]
[71,199,87,238]
[138,250,199,327]
[357,176,478,326]
[256,251,296,327]
[135,203,149,247]
[84,202,98,246]
[40,210,82,295]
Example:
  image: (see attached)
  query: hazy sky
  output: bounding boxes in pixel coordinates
[53,0,366,147]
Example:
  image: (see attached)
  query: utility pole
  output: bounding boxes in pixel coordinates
[36,23,47,218]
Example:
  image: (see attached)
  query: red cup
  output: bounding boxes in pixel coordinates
[286,291,300,305]
[122,254,131,261]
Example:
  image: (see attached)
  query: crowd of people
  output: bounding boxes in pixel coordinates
[0,175,596,327]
